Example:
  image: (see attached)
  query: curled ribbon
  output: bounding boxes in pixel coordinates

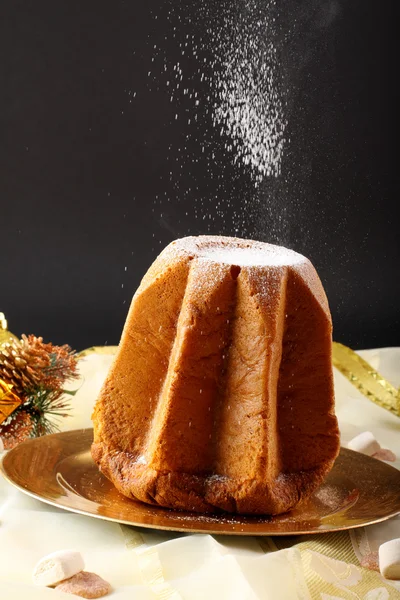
[332,342,400,418]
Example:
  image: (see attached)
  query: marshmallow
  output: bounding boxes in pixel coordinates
[347,431,380,456]
[379,539,400,580]
[33,550,85,587]
[372,448,397,462]
[56,571,111,598]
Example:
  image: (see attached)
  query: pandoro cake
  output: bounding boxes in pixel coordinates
[92,236,340,515]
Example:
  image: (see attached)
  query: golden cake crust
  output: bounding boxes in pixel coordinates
[92,236,340,515]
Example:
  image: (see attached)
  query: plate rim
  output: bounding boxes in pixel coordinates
[1,428,400,536]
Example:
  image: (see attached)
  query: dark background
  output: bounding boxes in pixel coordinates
[1,0,397,351]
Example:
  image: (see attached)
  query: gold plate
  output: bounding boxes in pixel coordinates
[1,429,400,536]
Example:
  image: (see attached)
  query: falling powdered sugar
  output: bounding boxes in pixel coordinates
[212,0,287,183]
[132,0,288,240]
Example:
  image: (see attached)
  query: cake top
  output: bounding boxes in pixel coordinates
[169,236,307,268]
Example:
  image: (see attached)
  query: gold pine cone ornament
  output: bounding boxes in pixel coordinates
[0,315,79,449]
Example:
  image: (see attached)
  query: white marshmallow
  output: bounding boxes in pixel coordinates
[379,539,400,580]
[33,550,85,586]
[347,431,381,456]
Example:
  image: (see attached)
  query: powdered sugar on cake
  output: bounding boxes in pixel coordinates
[169,235,307,268]
[199,245,305,267]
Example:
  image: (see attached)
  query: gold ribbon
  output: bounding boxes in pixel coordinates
[0,379,22,425]
[332,342,400,417]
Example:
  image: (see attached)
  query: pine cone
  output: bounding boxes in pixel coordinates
[0,335,49,397]
[0,409,34,449]
[0,334,78,396]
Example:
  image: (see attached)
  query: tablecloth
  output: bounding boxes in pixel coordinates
[1,347,400,599]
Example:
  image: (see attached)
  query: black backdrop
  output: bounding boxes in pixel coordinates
[1,0,397,351]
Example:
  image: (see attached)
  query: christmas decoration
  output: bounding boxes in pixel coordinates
[0,334,78,398]
[0,312,18,346]
[0,409,33,449]
[0,315,79,449]
[332,342,400,417]
[0,379,22,423]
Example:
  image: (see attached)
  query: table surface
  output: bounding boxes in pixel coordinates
[1,347,400,599]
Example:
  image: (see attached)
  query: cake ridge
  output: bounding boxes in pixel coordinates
[146,257,238,475]
[140,260,194,465]
[210,264,241,476]
[277,266,339,474]
[212,265,289,484]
